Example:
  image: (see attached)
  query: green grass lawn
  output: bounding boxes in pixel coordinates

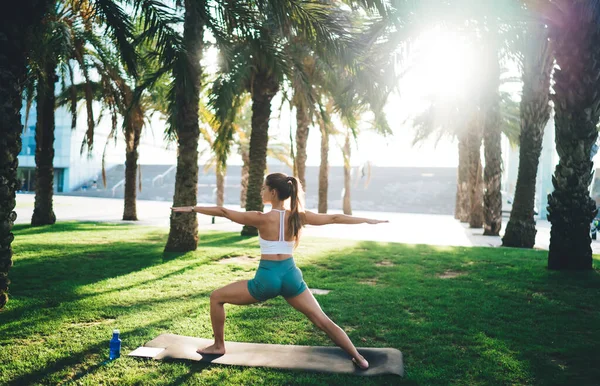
[1,222,599,385]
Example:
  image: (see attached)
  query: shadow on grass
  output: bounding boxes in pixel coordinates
[231,241,600,385]
[11,221,134,236]
[5,228,600,385]
[5,306,212,386]
[197,232,256,248]
[1,228,233,339]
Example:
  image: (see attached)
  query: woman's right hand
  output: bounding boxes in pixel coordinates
[366,219,388,224]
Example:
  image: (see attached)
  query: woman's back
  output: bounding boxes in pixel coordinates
[258,209,296,259]
[259,209,295,241]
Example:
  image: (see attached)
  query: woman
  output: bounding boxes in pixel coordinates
[171,173,388,370]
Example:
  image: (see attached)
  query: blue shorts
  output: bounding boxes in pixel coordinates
[247,257,308,302]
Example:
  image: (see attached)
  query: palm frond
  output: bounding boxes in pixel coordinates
[92,0,138,77]
[23,76,36,130]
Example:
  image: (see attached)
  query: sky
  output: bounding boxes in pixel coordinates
[103,26,522,169]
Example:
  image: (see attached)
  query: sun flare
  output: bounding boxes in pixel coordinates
[402,27,479,101]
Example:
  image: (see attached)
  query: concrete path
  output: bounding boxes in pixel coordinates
[14,193,600,253]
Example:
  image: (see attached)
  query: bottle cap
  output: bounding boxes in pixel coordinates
[113,329,120,334]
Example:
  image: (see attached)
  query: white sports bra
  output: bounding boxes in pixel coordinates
[258,209,295,255]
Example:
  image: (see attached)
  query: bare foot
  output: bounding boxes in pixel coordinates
[352,355,369,370]
[196,343,225,355]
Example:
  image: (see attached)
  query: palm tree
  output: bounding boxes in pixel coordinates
[333,73,391,216]
[238,135,292,208]
[50,2,174,222]
[0,0,137,310]
[210,1,356,237]
[26,4,64,226]
[481,38,503,236]
[342,131,353,215]
[413,82,521,229]
[293,94,311,191]
[198,101,227,206]
[24,1,140,226]
[0,0,54,310]
[199,95,292,207]
[526,0,600,270]
[288,43,320,191]
[162,0,205,251]
[318,98,336,213]
[502,23,553,248]
[455,130,469,222]
[466,113,485,228]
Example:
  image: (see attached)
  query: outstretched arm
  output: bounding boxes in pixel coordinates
[171,206,263,227]
[303,211,388,226]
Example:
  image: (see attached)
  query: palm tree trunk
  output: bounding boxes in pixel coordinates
[0,0,53,309]
[294,98,309,190]
[547,3,600,270]
[342,131,352,215]
[483,100,502,235]
[240,149,249,208]
[482,46,502,236]
[31,60,57,226]
[165,0,204,252]
[241,70,279,236]
[503,25,553,248]
[216,162,225,206]
[467,115,484,228]
[123,107,143,221]
[318,117,329,213]
[456,132,469,222]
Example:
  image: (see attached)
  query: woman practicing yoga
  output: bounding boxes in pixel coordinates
[170,173,387,370]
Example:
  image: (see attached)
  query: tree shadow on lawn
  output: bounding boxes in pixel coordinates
[231,241,600,385]
[0,285,212,343]
[196,231,258,248]
[1,229,234,339]
[11,221,134,236]
[4,305,213,386]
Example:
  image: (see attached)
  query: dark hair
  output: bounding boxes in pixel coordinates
[265,173,305,245]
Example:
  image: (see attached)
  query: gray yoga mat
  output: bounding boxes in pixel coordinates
[129,333,403,376]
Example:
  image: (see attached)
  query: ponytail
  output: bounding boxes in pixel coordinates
[287,176,304,246]
[264,173,305,246]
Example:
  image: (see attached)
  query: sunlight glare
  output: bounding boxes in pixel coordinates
[402,26,479,100]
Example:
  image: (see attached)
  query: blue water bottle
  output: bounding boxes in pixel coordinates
[109,329,121,360]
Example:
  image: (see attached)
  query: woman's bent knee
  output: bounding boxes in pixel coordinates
[210,291,222,303]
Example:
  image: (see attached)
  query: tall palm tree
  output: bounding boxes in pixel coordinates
[333,70,392,216]
[288,43,320,191]
[134,0,268,251]
[481,38,503,236]
[24,1,141,226]
[52,2,174,222]
[318,98,336,213]
[455,130,469,222]
[238,134,292,208]
[0,0,137,310]
[211,1,356,236]
[26,4,64,226]
[502,23,553,248]
[363,0,525,232]
[527,0,600,270]
[467,113,485,228]
[293,94,311,190]
[163,0,205,251]
[199,95,292,207]
[342,131,353,215]
[0,0,54,310]
[77,54,168,221]
[413,86,520,228]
